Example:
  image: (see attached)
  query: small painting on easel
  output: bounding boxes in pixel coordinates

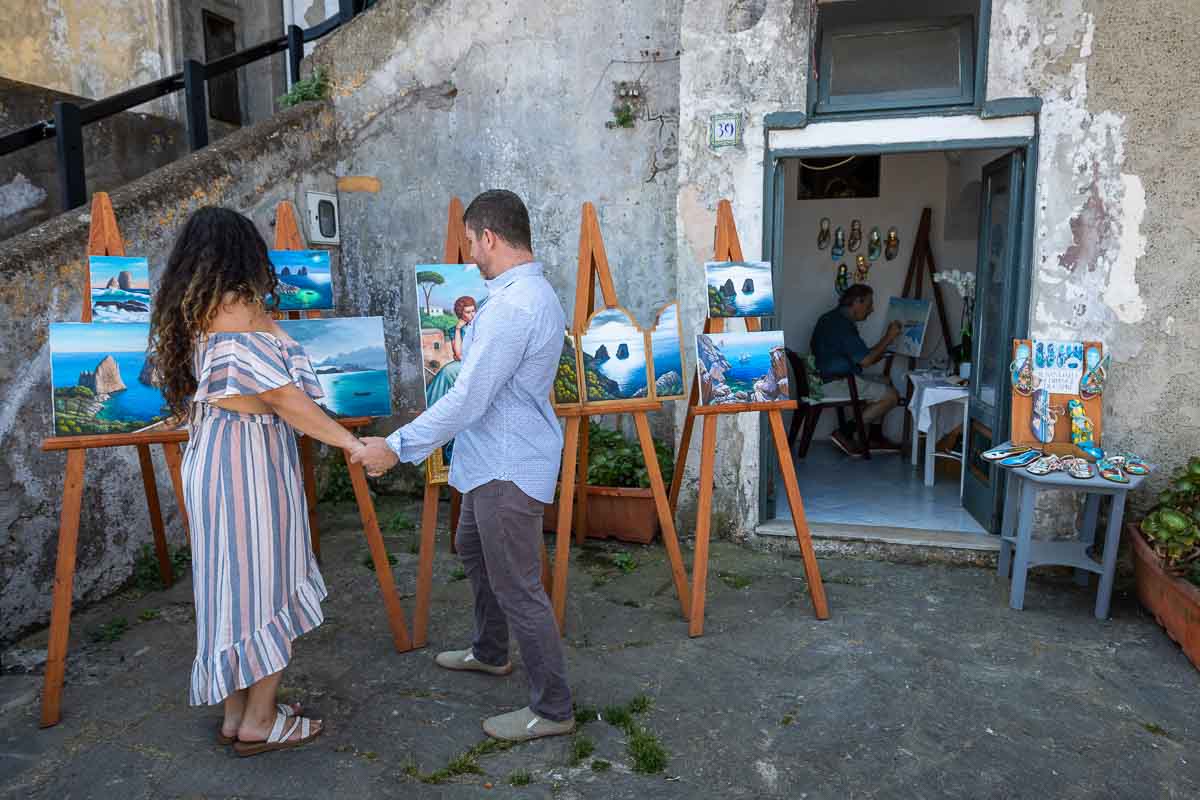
[648,302,686,400]
[705,261,774,318]
[579,307,650,403]
[696,330,789,406]
[552,330,582,406]
[277,317,392,418]
[269,250,334,311]
[883,296,932,358]
[50,322,169,436]
[90,256,151,322]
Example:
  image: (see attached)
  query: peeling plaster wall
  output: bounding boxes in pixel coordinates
[307,0,682,430]
[677,0,1196,538]
[0,103,337,642]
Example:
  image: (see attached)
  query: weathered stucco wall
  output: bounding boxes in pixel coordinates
[308,0,682,423]
[0,102,338,642]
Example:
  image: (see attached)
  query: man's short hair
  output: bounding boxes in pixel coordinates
[839,283,874,307]
[463,190,532,251]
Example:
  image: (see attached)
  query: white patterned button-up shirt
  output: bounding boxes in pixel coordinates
[386,262,565,503]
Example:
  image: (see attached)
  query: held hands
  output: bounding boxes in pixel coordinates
[350,436,400,477]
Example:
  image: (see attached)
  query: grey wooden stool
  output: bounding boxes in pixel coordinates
[995,446,1147,619]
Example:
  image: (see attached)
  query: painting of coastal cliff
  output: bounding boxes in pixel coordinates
[696,330,789,406]
[50,322,169,436]
[90,256,151,322]
[705,261,774,318]
[648,302,685,400]
[579,308,649,403]
[269,250,333,311]
[278,317,391,418]
[552,330,582,406]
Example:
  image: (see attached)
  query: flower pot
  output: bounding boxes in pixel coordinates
[1130,524,1200,671]
[543,485,659,544]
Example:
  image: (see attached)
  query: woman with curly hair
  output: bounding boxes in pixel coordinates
[150,207,364,756]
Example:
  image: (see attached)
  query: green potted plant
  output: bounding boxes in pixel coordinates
[544,423,675,544]
[1129,456,1200,670]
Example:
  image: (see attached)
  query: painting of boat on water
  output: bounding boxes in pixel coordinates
[696,330,789,406]
[705,261,774,318]
[90,255,151,322]
[50,322,170,436]
[579,308,649,403]
[278,317,391,418]
[648,302,685,400]
[269,250,334,311]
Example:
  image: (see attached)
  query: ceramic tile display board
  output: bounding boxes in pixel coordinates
[1009,338,1103,449]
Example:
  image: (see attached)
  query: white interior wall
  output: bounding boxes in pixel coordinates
[778,148,1008,441]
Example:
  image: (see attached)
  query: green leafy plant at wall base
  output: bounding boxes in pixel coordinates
[1141,456,1200,587]
[279,68,331,107]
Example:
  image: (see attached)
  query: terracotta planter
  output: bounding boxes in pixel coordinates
[543,485,659,544]
[1129,524,1200,671]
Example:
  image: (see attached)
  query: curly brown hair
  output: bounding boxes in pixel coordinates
[149,207,278,418]
[453,295,477,320]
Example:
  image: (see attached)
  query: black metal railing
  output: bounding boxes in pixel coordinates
[0,0,373,212]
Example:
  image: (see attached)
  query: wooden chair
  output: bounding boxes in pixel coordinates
[785,349,871,461]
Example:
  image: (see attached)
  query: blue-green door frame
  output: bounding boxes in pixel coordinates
[757,116,1040,529]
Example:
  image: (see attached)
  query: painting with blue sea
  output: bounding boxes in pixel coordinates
[580,308,649,402]
[50,322,169,436]
[90,255,151,322]
[705,261,774,318]
[278,317,391,418]
[696,330,789,406]
[269,250,334,311]
[883,297,932,358]
[649,302,686,399]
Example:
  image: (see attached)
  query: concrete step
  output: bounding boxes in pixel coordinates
[756,519,1000,567]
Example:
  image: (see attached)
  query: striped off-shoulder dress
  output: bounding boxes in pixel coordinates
[183,331,328,706]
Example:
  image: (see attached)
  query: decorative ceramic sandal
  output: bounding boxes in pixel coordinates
[1010,342,1034,396]
[1068,399,1105,461]
[868,227,882,261]
[982,444,1031,462]
[817,217,831,250]
[999,449,1043,468]
[1026,455,1062,476]
[835,263,850,295]
[1079,345,1109,399]
[832,226,845,259]
[1097,457,1130,484]
[1030,388,1057,443]
[848,219,863,252]
[855,254,870,282]
[1119,454,1150,476]
[1068,458,1096,480]
[233,711,323,757]
[884,227,899,260]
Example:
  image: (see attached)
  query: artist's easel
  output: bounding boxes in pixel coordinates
[38,192,192,728]
[547,203,693,631]
[667,200,829,637]
[271,201,414,656]
[886,208,953,450]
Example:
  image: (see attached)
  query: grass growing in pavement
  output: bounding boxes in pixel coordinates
[591,759,612,772]
[574,704,600,724]
[718,570,752,590]
[407,738,517,784]
[627,727,668,774]
[361,550,398,571]
[601,704,634,732]
[137,609,160,622]
[131,545,191,591]
[88,617,129,643]
[508,769,532,786]
[449,566,467,581]
[569,735,595,765]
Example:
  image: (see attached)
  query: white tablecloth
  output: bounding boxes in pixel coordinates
[907,372,969,434]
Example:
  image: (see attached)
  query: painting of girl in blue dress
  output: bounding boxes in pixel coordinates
[424,295,478,464]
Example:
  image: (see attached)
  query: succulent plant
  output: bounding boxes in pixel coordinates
[1140,456,1200,584]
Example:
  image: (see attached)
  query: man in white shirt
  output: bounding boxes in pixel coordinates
[352,190,574,742]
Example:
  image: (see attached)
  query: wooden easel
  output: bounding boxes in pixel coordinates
[667,200,829,637]
[546,202,693,631]
[271,201,414,656]
[38,192,192,728]
[886,208,953,450]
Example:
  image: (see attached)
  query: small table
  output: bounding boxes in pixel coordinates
[994,444,1148,619]
[906,373,970,494]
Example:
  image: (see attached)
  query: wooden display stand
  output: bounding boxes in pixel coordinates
[667,200,829,637]
[1009,339,1103,457]
[271,200,414,657]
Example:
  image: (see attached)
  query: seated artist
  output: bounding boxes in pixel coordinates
[810,283,902,456]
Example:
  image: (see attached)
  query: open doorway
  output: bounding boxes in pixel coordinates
[768,145,1026,539]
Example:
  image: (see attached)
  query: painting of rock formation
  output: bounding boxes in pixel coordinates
[90,255,151,322]
[278,317,391,418]
[696,330,789,406]
[553,331,582,405]
[269,250,333,311]
[579,308,648,402]
[643,302,685,400]
[50,322,169,436]
[705,260,774,318]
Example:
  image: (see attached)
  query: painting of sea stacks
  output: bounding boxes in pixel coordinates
[705,261,775,318]
[696,330,789,406]
[50,322,169,436]
[269,250,333,311]
[90,255,151,322]
[648,302,685,400]
[579,308,650,403]
[278,317,391,418]
[553,331,582,405]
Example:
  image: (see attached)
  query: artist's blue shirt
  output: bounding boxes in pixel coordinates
[385,262,565,503]
[811,306,869,380]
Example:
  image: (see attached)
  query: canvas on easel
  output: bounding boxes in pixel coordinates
[668,199,828,637]
[647,301,686,400]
